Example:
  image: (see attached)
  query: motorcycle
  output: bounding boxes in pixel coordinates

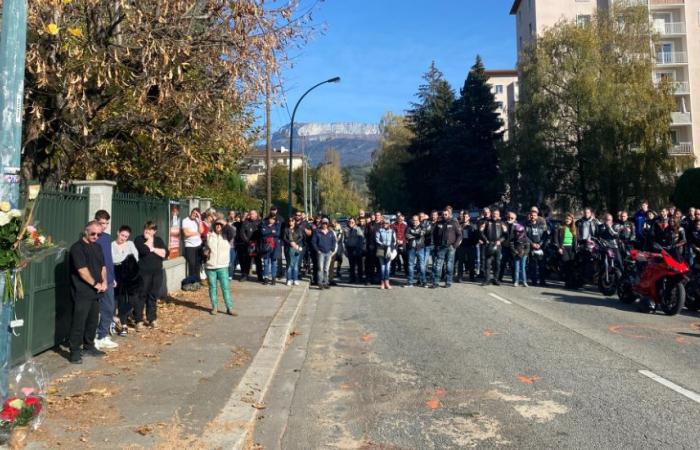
[617,245,690,315]
[594,238,622,297]
[571,238,621,296]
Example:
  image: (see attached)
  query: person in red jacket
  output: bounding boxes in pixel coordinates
[391,213,408,276]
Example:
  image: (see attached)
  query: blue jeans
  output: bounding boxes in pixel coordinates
[287,248,301,282]
[263,255,277,280]
[317,252,333,285]
[514,255,528,284]
[97,285,115,339]
[423,245,434,273]
[380,257,392,281]
[432,246,456,285]
[407,247,426,285]
[228,247,237,279]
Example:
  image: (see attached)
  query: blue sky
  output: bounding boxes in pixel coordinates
[262,0,517,131]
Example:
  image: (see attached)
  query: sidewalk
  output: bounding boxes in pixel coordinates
[22,279,308,449]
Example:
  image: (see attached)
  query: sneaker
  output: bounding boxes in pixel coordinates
[444,283,452,288]
[523,282,529,287]
[226,308,238,316]
[83,347,106,357]
[100,336,119,349]
[493,280,501,286]
[118,325,129,337]
[210,308,218,315]
[271,279,276,286]
[69,352,83,364]
[286,280,293,286]
[150,320,159,329]
[293,280,300,286]
[404,284,414,288]
[514,282,520,287]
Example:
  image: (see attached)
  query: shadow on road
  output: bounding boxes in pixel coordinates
[540,290,640,313]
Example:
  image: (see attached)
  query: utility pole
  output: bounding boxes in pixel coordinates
[0,0,28,399]
[265,75,272,214]
[301,136,307,213]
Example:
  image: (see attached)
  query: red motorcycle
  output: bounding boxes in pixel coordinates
[617,246,690,315]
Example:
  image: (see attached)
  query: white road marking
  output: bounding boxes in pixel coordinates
[488,293,512,305]
[639,370,700,404]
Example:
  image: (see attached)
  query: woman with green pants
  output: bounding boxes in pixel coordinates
[206,219,235,315]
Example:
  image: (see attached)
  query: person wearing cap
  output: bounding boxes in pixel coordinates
[311,218,337,289]
[376,219,398,289]
[205,219,235,315]
[259,214,282,285]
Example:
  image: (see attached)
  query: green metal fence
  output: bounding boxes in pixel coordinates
[112,192,170,242]
[12,188,89,364]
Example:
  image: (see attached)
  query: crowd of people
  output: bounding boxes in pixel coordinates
[66,201,700,363]
[177,201,700,293]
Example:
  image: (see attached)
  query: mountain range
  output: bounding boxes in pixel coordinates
[269,122,381,167]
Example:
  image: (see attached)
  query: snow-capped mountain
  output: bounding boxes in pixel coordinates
[270,122,381,166]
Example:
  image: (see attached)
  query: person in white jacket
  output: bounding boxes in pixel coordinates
[206,219,235,316]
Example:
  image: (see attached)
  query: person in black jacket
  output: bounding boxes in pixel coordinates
[689,219,700,270]
[282,216,305,286]
[526,207,550,286]
[457,215,478,282]
[344,217,365,284]
[479,209,507,286]
[239,210,263,282]
[133,221,169,330]
[431,209,462,288]
[405,215,427,287]
[498,211,517,283]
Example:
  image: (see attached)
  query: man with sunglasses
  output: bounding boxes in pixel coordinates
[68,221,108,364]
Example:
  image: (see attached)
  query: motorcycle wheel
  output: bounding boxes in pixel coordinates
[598,269,619,297]
[660,282,685,316]
[617,281,636,304]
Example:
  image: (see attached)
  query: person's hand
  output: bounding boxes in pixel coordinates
[558,248,564,255]
[113,280,117,288]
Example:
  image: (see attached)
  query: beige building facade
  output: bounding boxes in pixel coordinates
[485,70,519,140]
[510,0,700,161]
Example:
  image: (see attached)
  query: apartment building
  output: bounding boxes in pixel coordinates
[510,0,700,161]
[485,70,519,140]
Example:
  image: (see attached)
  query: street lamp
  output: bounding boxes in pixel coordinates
[288,76,341,218]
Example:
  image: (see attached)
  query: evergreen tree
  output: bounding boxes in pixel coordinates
[442,56,504,207]
[404,62,455,211]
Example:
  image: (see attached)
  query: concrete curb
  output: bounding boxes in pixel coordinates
[203,282,310,449]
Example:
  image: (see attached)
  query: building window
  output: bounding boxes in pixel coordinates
[496,101,504,110]
[495,85,504,94]
[529,23,533,36]
[577,15,591,28]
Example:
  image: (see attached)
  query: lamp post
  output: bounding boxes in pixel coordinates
[287,76,340,218]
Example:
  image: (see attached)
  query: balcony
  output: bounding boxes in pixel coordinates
[656,51,688,65]
[671,111,691,125]
[650,0,685,7]
[669,142,693,155]
[654,22,686,35]
[671,81,690,95]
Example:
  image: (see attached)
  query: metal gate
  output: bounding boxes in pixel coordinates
[11,189,89,364]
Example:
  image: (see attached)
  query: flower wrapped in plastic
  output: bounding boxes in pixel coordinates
[17,223,63,266]
[0,360,48,446]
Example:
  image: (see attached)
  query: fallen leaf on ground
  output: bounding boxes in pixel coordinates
[517,375,542,385]
[425,399,440,410]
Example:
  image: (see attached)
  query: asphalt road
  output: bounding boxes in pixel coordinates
[253,276,700,449]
